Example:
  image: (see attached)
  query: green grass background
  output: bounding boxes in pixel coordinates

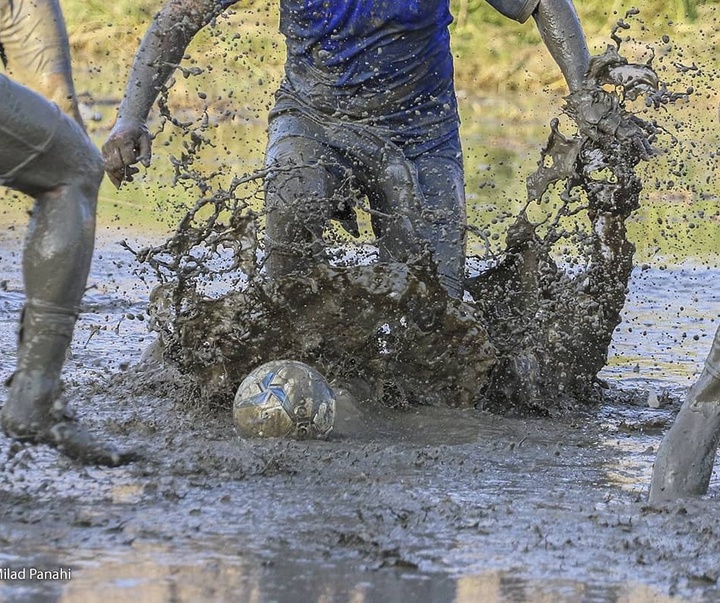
[5,0,720,262]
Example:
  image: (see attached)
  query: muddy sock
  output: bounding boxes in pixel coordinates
[1,301,76,436]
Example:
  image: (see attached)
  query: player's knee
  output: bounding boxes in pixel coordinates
[41,139,101,231]
[50,116,105,194]
[74,136,105,193]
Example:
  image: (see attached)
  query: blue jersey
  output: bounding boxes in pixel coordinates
[273,0,459,156]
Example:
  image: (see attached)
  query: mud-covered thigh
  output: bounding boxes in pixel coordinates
[264,114,353,242]
[0,75,97,195]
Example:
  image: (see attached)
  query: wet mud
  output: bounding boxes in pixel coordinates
[2,235,720,602]
[2,130,720,603]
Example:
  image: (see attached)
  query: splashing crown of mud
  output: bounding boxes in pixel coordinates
[126,18,687,415]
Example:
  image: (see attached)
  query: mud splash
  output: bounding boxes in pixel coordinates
[470,40,682,413]
[127,21,684,414]
[2,227,720,601]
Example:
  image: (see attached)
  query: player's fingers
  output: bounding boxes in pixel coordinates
[117,138,142,168]
[104,143,142,188]
[106,170,123,189]
[138,133,153,168]
[102,147,128,188]
[123,165,140,183]
[102,138,129,170]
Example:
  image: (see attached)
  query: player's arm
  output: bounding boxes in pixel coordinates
[102,0,238,188]
[2,0,84,125]
[532,0,589,92]
[483,0,590,92]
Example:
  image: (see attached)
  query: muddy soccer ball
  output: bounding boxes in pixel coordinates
[233,360,336,439]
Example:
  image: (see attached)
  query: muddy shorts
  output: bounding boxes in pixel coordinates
[264,110,466,297]
[0,0,77,114]
[0,74,96,195]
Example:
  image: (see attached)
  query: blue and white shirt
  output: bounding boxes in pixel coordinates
[271,0,538,155]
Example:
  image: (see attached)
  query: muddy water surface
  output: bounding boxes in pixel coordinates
[1,229,720,603]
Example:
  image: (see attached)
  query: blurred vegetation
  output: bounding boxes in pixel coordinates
[61,0,720,96]
[48,0,720,262]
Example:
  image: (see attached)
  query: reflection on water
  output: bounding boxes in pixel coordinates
[599,262,720,497]
[603,263,720,385]
[0,546,693,603]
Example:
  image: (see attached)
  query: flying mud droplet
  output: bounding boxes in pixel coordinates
[124,21,688,414]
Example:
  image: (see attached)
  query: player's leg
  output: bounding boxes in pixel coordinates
[410,137,466,299]
[0,77,129,464]
[365,136,466,299]
[264,113,343,279]
[0,0,83,122]
[649,326,720,502]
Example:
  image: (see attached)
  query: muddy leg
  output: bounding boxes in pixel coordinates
[0,77,136,465]
[1,185,137,466]
[1,181,96,436]
[649,327,720,502]
[411,147,466,299]
[368,140,466,299]
[264,134,342,279]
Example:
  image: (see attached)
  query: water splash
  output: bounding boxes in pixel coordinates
[126,18,686,413]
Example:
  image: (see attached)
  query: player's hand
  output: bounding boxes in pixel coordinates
[569,52,660,162]
[567,88,655,162]
[102,118,152,188]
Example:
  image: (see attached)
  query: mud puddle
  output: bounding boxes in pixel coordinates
[1,230,720,602]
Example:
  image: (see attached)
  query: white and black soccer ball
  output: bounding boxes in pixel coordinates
[233,360,336,439]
